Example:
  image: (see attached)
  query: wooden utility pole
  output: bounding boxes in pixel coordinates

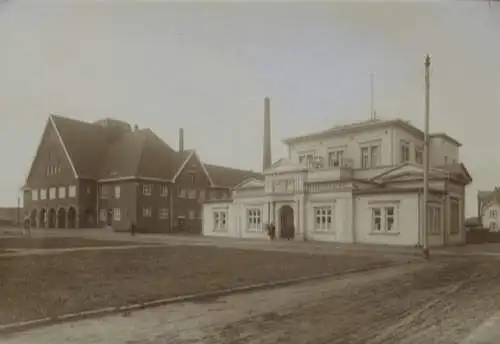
[423,54,431,259]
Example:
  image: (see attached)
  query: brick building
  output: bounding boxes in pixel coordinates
[22,115,261,233]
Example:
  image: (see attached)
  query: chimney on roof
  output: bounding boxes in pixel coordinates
[262,97,272,172]
[179,128,184,152]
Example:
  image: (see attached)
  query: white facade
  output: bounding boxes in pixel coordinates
[203,119,472,247]
[481,202,500,232]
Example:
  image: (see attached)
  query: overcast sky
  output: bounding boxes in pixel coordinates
[1,1,499,216]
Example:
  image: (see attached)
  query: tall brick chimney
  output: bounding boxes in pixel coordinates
[262,97,272,171]
[179,128,184,152]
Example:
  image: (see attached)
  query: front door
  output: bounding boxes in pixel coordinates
[279,205,295,240]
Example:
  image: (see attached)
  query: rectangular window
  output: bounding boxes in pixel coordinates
[142,207,152,217]
[49,187,57,200]
[400,141,410,163]
[190,173,196,185]
[299,153,316,168]
[246,208,262,231]
[114,185,121,199]
[68,185,76,198]
[31,189,38,201]
[113,208,121,221]
[142,184,152,196]
[313,206,333,232]
[178,188,186,198]
[490,209,498,218]
[385,207,395,231]
[187,189,197,199]
[99,184,109,199]
[372,208,382,231]
[415,148,423,164]
[159,208,169,219]
[450,200,460,234]
[160,184,168,197]
[99,209,106,221]
[328,150,344,168]
[427,205,441,235]
[444,156,448,164]
[40,188,47,200]
[58,186,66,199]
[361,147,369,168]
[370,146,380,167]
[372,206,397,233]
[214,211,228,231]
[199,190,206,202]
[188,210,196,219]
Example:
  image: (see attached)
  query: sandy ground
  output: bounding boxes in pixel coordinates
[3,256,500,344]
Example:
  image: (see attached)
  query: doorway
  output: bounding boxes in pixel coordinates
[279,205,295,240]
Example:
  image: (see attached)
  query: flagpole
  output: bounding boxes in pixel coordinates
[423,54,431,259]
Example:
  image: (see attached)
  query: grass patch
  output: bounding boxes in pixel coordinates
[0,237,139,250]
[0,245,402,326]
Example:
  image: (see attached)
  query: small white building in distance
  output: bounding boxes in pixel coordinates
[202,98,472,246]
[477,188,500,231]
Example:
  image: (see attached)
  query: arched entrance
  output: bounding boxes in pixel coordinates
[48,208,56,228]
[30,209,37,227]
[39,208,46,228]
[279,205,295,240]
[67,207,76,229]
[57,208,66,229]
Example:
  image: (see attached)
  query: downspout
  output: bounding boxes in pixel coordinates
[169,183,174,233]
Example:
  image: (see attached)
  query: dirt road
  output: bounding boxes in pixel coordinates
[2,256,500,344]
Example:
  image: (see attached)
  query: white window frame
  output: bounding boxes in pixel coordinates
[178,188,186,198]
[298,151,317,168]
[31,189,38,201]
[246,208,262,232]
[99,209,106,221]
[40,188,47,200]
[142,207,152,217]
[142,184,152,196]
[159,208,169,219]
[58,186,66,199]
[313,206,333,232]
[187,189,197,199]
[415,147,423,164]
[160,184,168,197]
[114,185,121,199]
[371,205,398,234]
[400,140,410,163]
[369,145,380,167]
[327,150,344,168]
[68,185,76,198]
[214,210,228,231]
[49,187,57,200]
[427,204,441,235]
[489,209,497,219]
[113,208,121,221]
[361,147,369,168]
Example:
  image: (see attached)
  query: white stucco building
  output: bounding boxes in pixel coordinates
[478,188,500,231]
[203,115,472,247]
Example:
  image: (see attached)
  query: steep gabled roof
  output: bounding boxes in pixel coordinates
[50,114,114,179]
[204,164,263,188]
